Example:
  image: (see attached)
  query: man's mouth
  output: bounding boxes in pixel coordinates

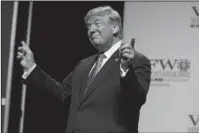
[91,36,99,40]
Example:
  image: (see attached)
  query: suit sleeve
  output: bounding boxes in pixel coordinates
[120,53,151,105]
[23,65,73,102]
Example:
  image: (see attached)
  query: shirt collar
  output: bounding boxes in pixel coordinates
[103,40,122,59]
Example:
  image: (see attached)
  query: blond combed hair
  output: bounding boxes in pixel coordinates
[84,6,123,39]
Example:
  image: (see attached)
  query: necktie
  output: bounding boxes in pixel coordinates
[83,54,106,95]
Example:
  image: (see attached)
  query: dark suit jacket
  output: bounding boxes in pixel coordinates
[24,50,151,133]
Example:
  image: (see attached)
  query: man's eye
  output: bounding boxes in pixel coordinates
[95,22,101,25]
[86,25,91,30]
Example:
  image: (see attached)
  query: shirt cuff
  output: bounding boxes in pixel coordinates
[22,64,37,79]
[120,64,129,77]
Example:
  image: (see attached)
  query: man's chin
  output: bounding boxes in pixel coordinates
[92,40,101,46]
[92,43,102,51]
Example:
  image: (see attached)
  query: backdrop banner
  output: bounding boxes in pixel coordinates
[123,2,199,132]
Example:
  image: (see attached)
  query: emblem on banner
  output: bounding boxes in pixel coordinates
[177,59,190,72]
[190,6,199,28]
[188,115,199,133]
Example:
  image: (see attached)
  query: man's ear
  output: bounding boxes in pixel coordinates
[112,25,119,35]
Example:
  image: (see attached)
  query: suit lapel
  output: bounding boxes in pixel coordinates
[78,50,120,109]
[80,55,97,86]
[75,55,97,103]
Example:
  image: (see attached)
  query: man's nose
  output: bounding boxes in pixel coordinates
[89,24,97,34]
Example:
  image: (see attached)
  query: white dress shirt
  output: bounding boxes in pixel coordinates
[88,40,128,77]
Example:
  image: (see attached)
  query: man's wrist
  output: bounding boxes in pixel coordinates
[24,63,35,72]
[22,64,37,79]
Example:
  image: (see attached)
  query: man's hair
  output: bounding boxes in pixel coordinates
[84,6,123,39]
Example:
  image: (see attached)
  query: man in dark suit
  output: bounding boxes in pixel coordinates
[17,6,151,133]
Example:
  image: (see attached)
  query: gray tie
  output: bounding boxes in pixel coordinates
[83,54,106,95]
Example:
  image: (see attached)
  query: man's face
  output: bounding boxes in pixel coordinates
[86,15,114,52]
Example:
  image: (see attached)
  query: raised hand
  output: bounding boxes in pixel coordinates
[17,41,35,71]
[119,38,135,71]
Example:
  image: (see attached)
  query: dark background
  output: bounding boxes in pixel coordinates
[9,2,124,133]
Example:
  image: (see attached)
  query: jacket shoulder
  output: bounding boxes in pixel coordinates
[134,51,150,65]
[74,54,97,68]
[80,54,97,63]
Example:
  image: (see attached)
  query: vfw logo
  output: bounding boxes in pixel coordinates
[150,59,191,87]
[151,59,190,71]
